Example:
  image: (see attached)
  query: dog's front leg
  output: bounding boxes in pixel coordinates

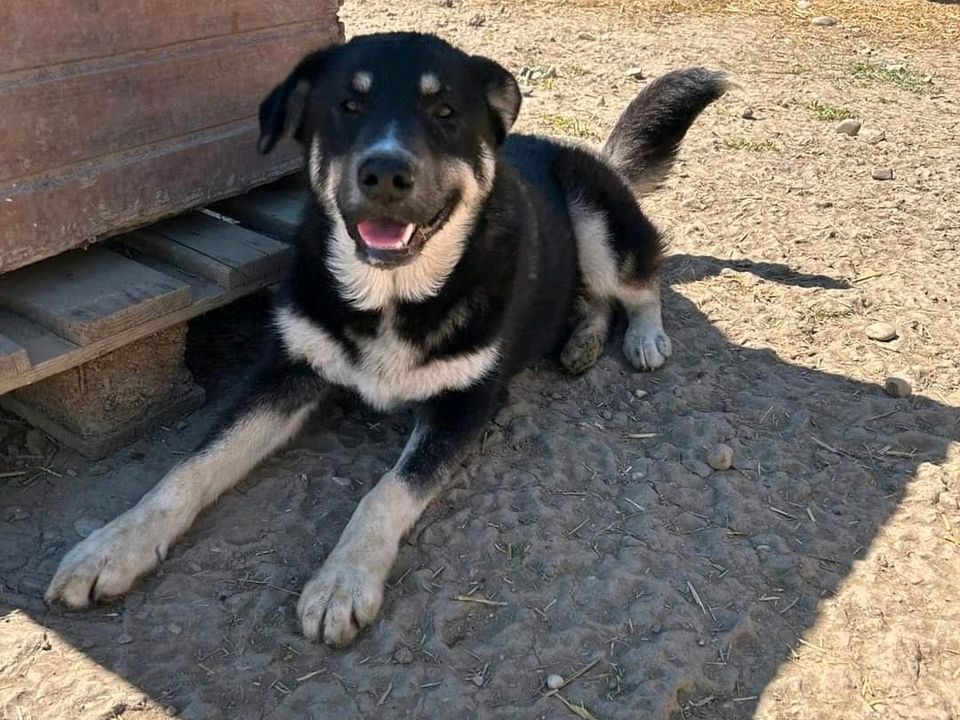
[46,356,324,609]
[299,385,498,647]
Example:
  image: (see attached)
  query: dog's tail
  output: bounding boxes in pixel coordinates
[603,68,729,197]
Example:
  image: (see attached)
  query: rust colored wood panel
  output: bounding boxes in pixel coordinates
[0,247,192,345]
[0,120,303,273]
[0,0,341,74]
[0,24,334,181]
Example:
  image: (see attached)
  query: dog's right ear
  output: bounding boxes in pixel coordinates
[257,48,333,154]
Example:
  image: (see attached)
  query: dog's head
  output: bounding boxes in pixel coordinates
[258,33,521,269]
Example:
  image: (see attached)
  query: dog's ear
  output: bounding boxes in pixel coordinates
[471,56,522,146]
[258,48,334,154]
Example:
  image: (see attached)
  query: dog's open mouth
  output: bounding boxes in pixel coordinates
[356,219,417,251]
[352,203,454,267]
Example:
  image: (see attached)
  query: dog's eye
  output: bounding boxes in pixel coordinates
[341,98,361,114]
[434,104,455,119]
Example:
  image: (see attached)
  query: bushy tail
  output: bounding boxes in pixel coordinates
[603,68,729,196]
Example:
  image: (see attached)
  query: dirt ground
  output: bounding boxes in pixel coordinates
[2,1,959,718]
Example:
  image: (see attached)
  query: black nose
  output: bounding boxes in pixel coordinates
[358,154,415,202]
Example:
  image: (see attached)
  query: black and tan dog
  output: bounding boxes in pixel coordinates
[47,33,727,647]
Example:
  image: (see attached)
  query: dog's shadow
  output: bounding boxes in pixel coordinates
[1,253,957,719]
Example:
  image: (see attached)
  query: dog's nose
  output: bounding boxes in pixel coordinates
[358,154,415,202]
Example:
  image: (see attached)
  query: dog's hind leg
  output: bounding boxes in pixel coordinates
[299,383,499,647]
[566,190,669,371]
[560,293,612,375]
[46,351,323,609]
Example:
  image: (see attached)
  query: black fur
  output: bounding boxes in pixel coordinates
[603,67,728,192]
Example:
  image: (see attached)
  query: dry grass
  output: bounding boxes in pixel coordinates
[548,0,960,48]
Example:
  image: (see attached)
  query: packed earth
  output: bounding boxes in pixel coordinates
[2,1,958,718]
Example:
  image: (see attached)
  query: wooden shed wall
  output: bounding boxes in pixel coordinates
[0,0,341,274]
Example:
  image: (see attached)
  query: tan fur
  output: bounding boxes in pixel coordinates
[45,405,316,608]
[298,451,435,646]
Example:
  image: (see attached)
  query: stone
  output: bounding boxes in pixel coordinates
[810,16,837,26]
[742,107,756,120]
[393,646,414,665]
[707,444,734,471]
[884,377,912,398]
[860,128,886,144]
[547,674,564,690]
[577,32,596,41]
[872,168,895,181]
[626,67,645,80]
[865,322,898,341]
[835,118,861,136]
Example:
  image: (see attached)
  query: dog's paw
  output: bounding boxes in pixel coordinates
[298,545,389,647]
[560,328,606,375]
[46,515,168,608]
[623,322,672,371]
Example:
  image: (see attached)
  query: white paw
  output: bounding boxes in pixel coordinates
[46,515,168,608]
[623,323,673,371]
[298,544,390,647]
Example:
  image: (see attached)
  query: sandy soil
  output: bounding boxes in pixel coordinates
[2,1,959,719]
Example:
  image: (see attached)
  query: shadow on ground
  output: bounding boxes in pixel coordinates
[1,253,957,719]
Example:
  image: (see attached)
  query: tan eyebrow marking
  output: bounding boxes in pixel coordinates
[352,71,372,93]
[419,72,441,95]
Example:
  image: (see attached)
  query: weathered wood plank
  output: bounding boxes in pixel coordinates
[0,334,30,379]
[0,261,282,396]
[0,26,330,182]
[0,247,191,345]
[1,0,340,74]
[125,213,292,288]
[0,121,301,274]
[214,186,306,241]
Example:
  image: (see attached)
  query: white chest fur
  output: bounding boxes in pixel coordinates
[275,306,500,411]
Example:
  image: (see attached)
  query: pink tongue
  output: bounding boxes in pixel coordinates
[356,219,415,249]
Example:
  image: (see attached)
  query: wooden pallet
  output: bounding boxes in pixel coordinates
[0,182,305,396]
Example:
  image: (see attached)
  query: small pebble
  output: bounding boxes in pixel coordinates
[884,377,912,398]
[118,633,133,645]
[165,707,178,718]
[520,85,534,97]
[634,389,648,399]
[167,624,182,635]
[741,107,756,120]
[472,672,485,687]
[393,647,414,665]
[835,118,861,136]
[546,674,564,690]
[796,0,811,8]
[865,322,898,341]
[810,15,837,26]
[576,32,596,41]
[466,14,486,27]
[66,468,78,477]
[872,168,894,181]
[625,67,645,80]
[706,444,734,471]
[860,128,885,144]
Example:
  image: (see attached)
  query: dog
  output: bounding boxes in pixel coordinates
[46,32,727,647]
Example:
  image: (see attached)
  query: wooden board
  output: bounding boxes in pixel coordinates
[0,122,301,274]
[0,269,280,396]
[214,186,307,241]
[0,334,30,379]
[0,29,326,181]
[0,1,341,274]
[0,247,191,345]
[1,0,336,74]
[126,213,293,288]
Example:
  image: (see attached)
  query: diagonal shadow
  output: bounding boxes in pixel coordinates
[0,255,956,719]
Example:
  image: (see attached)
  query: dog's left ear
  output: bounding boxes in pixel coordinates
[258,47,334,154]
[471,56,522,146]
